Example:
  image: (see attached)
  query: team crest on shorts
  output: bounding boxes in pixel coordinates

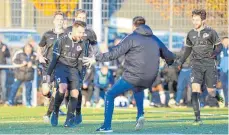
[57,78,61,83]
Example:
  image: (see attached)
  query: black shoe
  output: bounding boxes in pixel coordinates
[192,119,203,126]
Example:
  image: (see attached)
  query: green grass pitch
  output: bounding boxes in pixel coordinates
[0,106,228,134]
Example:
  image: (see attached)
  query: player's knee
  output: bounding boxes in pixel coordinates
[216,81,222,89]
[58,84,67,93]
[83,84,88,89]
[42,83,50,96]
[70,89,79,98]
[192,83,201,92]
[65,90,69,97]
[207,88,216,97]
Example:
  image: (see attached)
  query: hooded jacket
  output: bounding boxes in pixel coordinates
[12,48,37,81]
[96,25,175,88]
[0,42,10,64]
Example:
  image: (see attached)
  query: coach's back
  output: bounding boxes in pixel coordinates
[96,24,175,88]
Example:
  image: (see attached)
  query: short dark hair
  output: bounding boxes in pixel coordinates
[133,16,146,27]
[72,20,86,28]
[74,9,87,17]
[54,11,64,18]
[222,37,228,40]
[192,9,207,20]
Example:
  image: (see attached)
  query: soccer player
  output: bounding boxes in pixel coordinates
[174,9,224,125]
[82,16,175,132]
[47,20,91,127]
[65,9,98,125]
[37,11,65,122]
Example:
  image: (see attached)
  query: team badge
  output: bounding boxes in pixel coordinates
[57,78,61,83]
[203,33,209,38]
[77,46,82,51]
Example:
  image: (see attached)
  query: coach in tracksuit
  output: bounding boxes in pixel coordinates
[82,16,176,132]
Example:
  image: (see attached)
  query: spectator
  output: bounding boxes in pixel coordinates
[0,36,10,102]
[161,64,179,106]
[93,65,114,107]
[175,45,192,107]
[219,37,228,107]
[82,68,95,107]
[6,44,37,107]
[150,72,167,107]
[109,38,125,81]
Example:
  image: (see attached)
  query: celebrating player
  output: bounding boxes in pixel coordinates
[174,9,224,125]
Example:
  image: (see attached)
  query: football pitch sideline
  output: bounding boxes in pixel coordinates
[0,106,228,134]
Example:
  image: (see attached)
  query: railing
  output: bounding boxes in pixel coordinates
[0,65,38,106]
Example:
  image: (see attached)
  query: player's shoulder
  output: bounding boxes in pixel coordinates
[203,26,217,33]
[14,49,24,56]
[65,26,72,33]
[56,33,68,42]
[85,27,96,36]
[187,29,195,35]
[85,27,95,32]
[43,29,54,36]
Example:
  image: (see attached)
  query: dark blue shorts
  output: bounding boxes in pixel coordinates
[42,63,55,83]
[55,64,81,91]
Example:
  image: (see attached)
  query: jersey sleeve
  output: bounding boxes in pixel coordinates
[39,33,47,47]
[52,39,62,56]
[211,30,221,46]
[185,33,193,47]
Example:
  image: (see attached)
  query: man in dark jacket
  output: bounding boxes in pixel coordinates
[82,16,175,132]
[7,44,36,107]
[0,39,10,101]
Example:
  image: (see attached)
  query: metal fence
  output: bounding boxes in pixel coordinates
[0,0,227,37]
